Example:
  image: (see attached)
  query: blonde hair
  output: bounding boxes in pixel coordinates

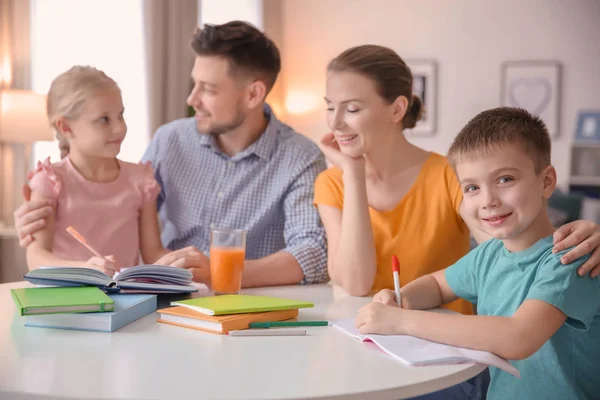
[47,66,120,157]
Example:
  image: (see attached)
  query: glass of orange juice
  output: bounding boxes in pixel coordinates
[210,228,246,295]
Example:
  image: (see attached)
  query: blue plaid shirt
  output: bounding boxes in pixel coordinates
[141,106,329,284]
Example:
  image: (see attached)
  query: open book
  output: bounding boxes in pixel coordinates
[24,265,197,294]
[331,319,520,378]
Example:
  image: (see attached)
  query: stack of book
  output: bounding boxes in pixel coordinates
[11,286,157,333]
[157,295,314,334]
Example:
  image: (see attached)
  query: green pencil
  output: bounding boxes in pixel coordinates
[249,321,329,328]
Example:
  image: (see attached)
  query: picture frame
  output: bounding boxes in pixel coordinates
[405,60,437,136]
[575,111,600,142]
[501,61,562,137]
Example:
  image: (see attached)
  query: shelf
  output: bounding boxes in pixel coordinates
[571,141,600,149]
[570,176,600,186]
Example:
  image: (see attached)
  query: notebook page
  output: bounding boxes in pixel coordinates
[332,319,520,378]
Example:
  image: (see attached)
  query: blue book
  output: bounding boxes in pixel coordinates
[23,294,157,332]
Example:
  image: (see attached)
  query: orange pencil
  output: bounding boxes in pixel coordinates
[66,226,103,258]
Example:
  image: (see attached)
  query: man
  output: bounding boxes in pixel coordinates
[14,21,329,287]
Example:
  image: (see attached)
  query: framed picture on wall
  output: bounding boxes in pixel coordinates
[575,111,600,142]
[501,61,562,137]
[405,60,437,136]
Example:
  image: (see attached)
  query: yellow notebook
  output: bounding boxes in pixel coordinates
[170,295,314,316]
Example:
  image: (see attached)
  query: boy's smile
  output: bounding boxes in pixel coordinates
[482,212,513,227]
[456,143,556,252]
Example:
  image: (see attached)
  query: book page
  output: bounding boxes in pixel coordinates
[331,319,520,377]
[25,267,111,285]
[116,265,193,285]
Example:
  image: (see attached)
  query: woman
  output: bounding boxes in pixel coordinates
[314,45,600,316]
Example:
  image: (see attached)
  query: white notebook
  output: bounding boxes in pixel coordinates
[331,318,520,378]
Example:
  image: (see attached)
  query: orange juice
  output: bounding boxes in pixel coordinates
[210,246,245,294]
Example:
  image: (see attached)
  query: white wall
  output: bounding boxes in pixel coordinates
[200,0,263,27]
[277,0,600,188]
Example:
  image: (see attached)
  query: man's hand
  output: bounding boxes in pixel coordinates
[13,184,53,248]
[155,246,211,285]
[553,220,600,278]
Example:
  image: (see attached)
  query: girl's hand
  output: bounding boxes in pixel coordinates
[373,289,400,307]
[318,133,365,172]
[355,302,405,335]
[85,255,118,277]
[553,220,600,277]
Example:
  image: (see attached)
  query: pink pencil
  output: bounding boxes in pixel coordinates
[392,254,401,306]
[66,226,103,258]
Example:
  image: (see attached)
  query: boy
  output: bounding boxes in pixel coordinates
[356,107,600,399]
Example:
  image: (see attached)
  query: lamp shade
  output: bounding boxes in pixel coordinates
[0,89,54,143]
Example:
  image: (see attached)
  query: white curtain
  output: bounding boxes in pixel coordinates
[0,0,31,281]
[142,0,199,137]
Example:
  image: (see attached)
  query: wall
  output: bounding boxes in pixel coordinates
[201,0,263,26]
[276,0,600,188]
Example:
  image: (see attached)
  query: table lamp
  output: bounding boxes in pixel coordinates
[0,89,53,145]
[0,89,54,235]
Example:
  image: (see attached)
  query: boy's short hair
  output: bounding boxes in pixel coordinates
[191,20,281,94]
[448,107,551,172]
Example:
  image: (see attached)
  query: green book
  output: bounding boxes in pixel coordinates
[11,287,115,316]
[171,295,314,316]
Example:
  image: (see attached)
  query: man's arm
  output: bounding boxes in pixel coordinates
[244,156,328,287]
[242,251,304,287]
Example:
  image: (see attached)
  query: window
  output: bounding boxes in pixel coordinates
[31,0,149,164]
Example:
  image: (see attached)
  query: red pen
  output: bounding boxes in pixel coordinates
[392,255,402,306]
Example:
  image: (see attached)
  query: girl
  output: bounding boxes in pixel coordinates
[26,66,186,276]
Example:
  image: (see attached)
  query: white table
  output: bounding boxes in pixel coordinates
[0,281,485,400]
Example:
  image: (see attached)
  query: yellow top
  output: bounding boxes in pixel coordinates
[314,153,473,315]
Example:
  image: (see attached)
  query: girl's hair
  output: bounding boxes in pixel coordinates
[327,45,425,130]
[47,66,120,157]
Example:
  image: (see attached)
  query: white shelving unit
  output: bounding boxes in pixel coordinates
[569,141,600,195]
[569,141,600,223]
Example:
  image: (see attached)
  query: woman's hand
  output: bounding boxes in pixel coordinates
[553,220,600,277]
[318,133,365,172]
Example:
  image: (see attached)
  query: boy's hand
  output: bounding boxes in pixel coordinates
[85,255,118,277]
[553,220,600,277]
[355,302,405,335]
[373,289,400,307]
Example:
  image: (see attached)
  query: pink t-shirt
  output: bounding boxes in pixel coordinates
[28,157,160,269]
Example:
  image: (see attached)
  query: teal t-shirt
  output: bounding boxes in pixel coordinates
[446,236,600,400]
